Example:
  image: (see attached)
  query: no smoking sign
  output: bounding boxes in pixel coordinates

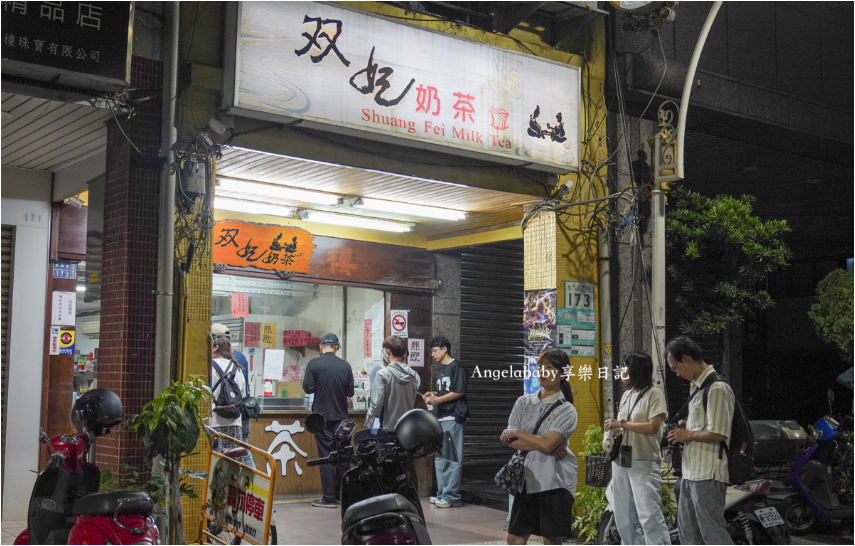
[391,310,408,338]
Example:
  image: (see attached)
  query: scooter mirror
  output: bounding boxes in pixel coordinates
[305,413,327,435]
[828,388,835,404]
[436,430,459,464]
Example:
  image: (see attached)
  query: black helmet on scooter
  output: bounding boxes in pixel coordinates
[71,389,123,436]
[394,409,443,455]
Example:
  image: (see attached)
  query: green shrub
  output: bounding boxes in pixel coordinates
[808,269,854,355]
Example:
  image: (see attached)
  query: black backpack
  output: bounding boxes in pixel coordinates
[677,371,756,485]
[212,360,243,419]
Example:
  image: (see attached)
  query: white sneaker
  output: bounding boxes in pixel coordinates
[435,499,460,508]
[429,496,438,505]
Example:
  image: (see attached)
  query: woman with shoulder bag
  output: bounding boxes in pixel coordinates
[499,349,578,545]
[210,334,247,454]
[603,351,670,545]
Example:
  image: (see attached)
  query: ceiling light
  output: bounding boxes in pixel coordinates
[350,197,468,221]
[215,197,297,218]
[297,210,413,232]
[216,178,340,205]
[77,285,86,292]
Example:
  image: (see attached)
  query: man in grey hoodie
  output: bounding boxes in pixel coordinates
[367,336,421,432]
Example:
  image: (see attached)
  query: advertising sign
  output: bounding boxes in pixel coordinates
[205,453,272,544]
[556,307,596,350]
[213,220,315,273]
[1,1,133,89]
[228,2,580,173]
[523,289,556,356]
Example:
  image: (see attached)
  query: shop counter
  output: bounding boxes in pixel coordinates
[246,408,368,499]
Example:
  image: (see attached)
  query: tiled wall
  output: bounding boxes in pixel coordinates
[523,210,556,291]
[96,57,163,476]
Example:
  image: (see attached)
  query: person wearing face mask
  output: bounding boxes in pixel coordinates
[366,336,421,433]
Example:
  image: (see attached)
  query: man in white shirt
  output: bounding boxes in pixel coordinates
[666,336,735,545]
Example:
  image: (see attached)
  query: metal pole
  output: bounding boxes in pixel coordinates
[598,226,615,418]
[676,1,722,179]
[650,183,667,391]
[154,2,179,395]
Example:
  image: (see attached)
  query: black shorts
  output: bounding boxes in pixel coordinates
[508,486,575,541]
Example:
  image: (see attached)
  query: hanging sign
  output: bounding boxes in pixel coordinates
[232,292,249,317]
[227,1,580,173]
[52,261,76,279]
[390,310,408,338]
[51,291,77,326]
[213,220,315,273]
[407,338,424,368]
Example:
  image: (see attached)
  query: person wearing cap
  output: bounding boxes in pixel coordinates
[302,332,355,508]
[211,323,255,469]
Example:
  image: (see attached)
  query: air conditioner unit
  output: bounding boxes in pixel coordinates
[79,320,100,336]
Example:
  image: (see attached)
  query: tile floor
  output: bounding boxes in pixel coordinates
[1,521,26,545]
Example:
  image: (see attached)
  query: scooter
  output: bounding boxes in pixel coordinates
[597,427,791,544]
[14,389,159,545]
[778,389,854,536]
[305,409,456,545]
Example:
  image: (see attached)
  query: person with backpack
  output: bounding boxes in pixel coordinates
[210,334,247,453]
[212,323,256,469]
[666,336,735,545]
[603,351,670,545]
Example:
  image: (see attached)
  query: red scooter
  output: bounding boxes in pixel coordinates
[14,389,160,545]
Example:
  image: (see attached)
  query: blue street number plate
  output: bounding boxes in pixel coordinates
[755,507,784,528]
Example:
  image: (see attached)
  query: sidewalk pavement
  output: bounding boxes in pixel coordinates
[1,521,26,545]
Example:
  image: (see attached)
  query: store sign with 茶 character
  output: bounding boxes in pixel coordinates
[1,1,133,90]
[213,220,316,273]
[224,2,580,173]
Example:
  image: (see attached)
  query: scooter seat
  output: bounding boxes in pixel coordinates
[342,493,419,531]
[72,490,154,517]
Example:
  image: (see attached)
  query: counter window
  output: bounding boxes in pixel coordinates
[212,274,384,411]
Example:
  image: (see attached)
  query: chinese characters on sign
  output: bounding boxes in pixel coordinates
[205,453,272,543]
[231,292,249,318]
[233,2,580,172]
[245,322,261,348]
[407,338,424,368]
[261,323,277,349]
[1,1,131,86]
[213,220,315,273]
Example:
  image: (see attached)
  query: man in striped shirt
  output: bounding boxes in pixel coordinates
[666,336,735,545]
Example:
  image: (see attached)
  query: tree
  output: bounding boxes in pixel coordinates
[808,268,854,356]
[666,186,791,335]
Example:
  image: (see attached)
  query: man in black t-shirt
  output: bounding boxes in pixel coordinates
[302,332,354,508]
[424,336,468,508]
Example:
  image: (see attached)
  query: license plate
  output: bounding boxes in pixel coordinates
[755,507,784,528]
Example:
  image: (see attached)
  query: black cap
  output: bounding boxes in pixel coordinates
[320,332,339,345]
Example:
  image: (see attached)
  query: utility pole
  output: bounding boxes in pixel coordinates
[650,1,722,389]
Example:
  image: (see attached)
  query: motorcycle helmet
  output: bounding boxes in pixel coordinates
[394,409,443,455]
[71,389,123,436]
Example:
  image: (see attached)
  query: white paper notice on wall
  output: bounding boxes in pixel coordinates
[51,291,77,326]
[263,349,285,381]
[407,338,425,368]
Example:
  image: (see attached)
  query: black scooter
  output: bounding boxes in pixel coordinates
[305,409,456,545]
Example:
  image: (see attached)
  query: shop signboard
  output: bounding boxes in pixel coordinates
[213,220,315,273]
[205,452,273,543]
[225,2,580,173]
[523,289,556,356]
[1,1,133,90]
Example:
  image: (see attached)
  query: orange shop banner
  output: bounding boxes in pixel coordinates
[213,220,315,273]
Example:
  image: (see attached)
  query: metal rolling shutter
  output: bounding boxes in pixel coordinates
[459,240,524,482]
[1,225,15,480]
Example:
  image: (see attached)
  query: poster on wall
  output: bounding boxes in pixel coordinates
[228,1,581,173]
[232,292,249,317]
[213,220,315,273]
[263,349,285,380]
[556,307,596,349]
[51,291,77,326]
[407,338,424,368]
[391,310,408,338]
[59,329,75,355]
[49,326,61,356]
[363,319,372,358]
[523,355,540,395]
[245,322,261,348]
[523,289,556,356]
[261,323,276,349]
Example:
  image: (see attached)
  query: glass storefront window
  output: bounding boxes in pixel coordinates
[212,274,384,410]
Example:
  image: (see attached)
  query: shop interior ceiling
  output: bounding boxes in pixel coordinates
[1,92,109,171]
[215,146,539,238]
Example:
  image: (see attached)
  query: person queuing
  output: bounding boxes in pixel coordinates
[211,323,255,469]
[210,334,246,452]
[424,336,469,508]
[500,349,578,545]
[367,336,420,432]
[666,336,735,545]
[603,351,670,545]
[302,333,355,509]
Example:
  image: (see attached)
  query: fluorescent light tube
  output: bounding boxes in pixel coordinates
[216,178,340,205]
[215,197,297,218]
[353,197,468,221]
[298,210,413,233]
[77,285,86,292]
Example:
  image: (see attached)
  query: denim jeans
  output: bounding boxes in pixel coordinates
[678,479,732,545]
[435,420,464,503]
[612,460,671,545]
